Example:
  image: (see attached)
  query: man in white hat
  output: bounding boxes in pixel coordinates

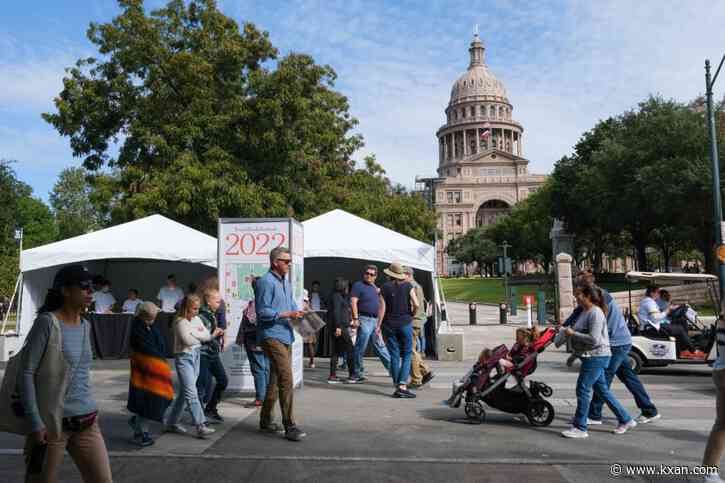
[376,262,419,398]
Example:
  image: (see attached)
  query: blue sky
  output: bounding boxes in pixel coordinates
[3,0,725,202]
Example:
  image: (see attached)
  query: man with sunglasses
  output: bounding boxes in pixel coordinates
[255,246,307,442]
[351,265,391,382]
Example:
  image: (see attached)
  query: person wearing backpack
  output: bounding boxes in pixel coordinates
[19,265,113,482]
[237,276,269,407]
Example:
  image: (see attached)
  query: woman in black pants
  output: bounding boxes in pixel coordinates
[327,278,357,384]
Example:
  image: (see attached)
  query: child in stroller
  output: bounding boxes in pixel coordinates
[447,327,557,427]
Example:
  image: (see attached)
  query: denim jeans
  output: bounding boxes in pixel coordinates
[589,344,658,420]
[166,347,206,427]
[354,316,391,376]
[382,323,413,387]
[197,352,229,411]
[245,341,270,401]
[573,356,632,431]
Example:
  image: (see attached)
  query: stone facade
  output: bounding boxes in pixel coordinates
[432,34,547,275]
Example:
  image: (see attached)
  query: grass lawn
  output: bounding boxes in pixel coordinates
[440,277,550,304]
[440,278,645,305]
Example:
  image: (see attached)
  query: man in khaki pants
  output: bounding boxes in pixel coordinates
[405,267,434,388]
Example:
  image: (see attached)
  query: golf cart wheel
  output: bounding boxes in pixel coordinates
[526,399,555,427]
[464,402,486,423]
[628,351,643,374]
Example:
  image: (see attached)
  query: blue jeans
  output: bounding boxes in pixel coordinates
[382,323,413,387]
[197,352,229,411]
[354,316,391,376]
[166,347,206,427]
[245,341,270,401]
[589,344,658,420]
[573,356,632,431]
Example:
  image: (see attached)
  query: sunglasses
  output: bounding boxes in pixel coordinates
[364,272,377,277]
[276,259,292,265]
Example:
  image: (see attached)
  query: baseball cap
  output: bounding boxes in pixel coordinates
[52,265,94,290]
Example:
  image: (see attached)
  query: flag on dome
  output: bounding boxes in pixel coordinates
[480,122,491,139]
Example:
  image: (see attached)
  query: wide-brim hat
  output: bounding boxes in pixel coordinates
[384,262,407,280]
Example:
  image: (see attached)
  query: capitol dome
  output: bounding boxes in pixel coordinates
[449,34,508,105]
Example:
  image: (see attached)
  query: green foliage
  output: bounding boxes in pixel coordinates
[43,0,435,240]
[0,160,57,297]
[550,96,714,272]
[50,167,105,239]
[446,228,498,275]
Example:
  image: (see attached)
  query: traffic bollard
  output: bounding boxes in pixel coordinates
[510,287,518,316]
[469,302,477,325]
[499,303,508,324]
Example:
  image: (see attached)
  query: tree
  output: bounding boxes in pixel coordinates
[0,160,57,297]
[43,0,435,240]
[50,167,105,239]
[446,228,498,276]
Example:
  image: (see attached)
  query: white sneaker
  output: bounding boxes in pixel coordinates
[704,473,724,483]
[635,413,661,424]
[196,424,216,439]
[613,419,637,435]
[561,427,589,439]
[164,424,188,434]
[587,418,603,425]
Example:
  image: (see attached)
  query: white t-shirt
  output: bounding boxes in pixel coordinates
[310,292,322,311]
[638,296,667,331]
[93,291,116,314]
[122,298,143,314]
[158,286,184,313]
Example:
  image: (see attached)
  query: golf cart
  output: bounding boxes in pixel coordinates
[624,271,721,373]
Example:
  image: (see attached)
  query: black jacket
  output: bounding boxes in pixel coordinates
[331,292,352,330]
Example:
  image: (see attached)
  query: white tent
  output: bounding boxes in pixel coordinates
[18,215,217,335]
[302,209,434,271]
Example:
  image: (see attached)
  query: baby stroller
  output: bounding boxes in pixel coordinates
[447,327,557,427]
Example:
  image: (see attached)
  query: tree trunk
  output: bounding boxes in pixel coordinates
[634,242,648,272]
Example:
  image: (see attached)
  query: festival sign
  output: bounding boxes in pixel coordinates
[218,218,304,392]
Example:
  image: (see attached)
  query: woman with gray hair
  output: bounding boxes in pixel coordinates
[127,301,173,447]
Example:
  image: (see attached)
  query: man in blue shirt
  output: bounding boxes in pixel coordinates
[256,246,306,442]
[350,265,391,382]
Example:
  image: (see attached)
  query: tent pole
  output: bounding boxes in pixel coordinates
[1,275,21,335]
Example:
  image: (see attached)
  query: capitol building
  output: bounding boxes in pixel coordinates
[424,33,547,275]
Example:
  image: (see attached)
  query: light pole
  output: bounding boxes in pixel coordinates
[706,56,725,301]
[500,241,511,302]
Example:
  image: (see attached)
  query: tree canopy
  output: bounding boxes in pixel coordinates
[43,0,434,240]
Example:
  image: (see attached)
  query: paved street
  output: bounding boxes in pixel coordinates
[0,310,718,482]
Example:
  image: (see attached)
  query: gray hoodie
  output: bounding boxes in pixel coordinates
[571,306,611,358]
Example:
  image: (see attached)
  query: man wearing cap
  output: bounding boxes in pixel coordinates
[404,266,434,388]
[376,262,419,398]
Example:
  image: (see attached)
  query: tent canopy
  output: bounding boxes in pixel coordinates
[21,214,217,272]
[302,210,434,272]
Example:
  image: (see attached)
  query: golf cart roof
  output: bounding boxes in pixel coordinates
[625,271,719,284]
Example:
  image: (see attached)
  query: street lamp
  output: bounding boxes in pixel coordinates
[705,56,725,301]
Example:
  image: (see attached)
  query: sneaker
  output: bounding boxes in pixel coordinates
[309,362,316,369]
[704,473,725,483]
[196,424,216,439]
[139,432,154,447]
[254,400,263,407]
[344,377,361,384]
[561,427,589,439]
[357,374,368,382]
[422,372,435,385]
[164,423,188,435]
[635,413,661,424]
[285,426,307,442]
[395,388,416,399]
[205,409,224,424]
[327,375,341,384]
[259,423,285,434]
[587,418,603,426]
[613,419,637,435]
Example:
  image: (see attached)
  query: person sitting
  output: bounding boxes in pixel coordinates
[123,289,143,314]
[638,286,703,359]
[657,289,672,312]
[92,279,116,314]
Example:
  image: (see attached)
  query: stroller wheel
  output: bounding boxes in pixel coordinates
[539,383,553,398]
[464,401,486,424]
[526,399,555,427]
